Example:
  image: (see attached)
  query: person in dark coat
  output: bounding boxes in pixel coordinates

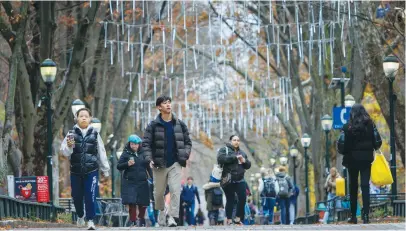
[342,104,378,224]
[217,135,251,225]
[117,134,152,227]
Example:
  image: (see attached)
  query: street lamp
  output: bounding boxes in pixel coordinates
[289,146,298,185]
[40,58,57,221]
[383,55,400,200]
[301,133,311,224]
[71,99,85,117]
[344,95,356,108]
[279,156,288,166]
[269,157,276,167]
[107,134,118,198]
[91,118,102,132]
[321,114,333,176]
[260,166,266,174]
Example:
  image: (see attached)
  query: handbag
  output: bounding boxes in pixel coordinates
[336,130,345,155]
[372,124,382,150]
[371,150,393,186]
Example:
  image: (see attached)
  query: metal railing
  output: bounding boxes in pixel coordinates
[0,195,65,221]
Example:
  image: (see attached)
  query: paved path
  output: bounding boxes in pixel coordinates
[9,223,406,230]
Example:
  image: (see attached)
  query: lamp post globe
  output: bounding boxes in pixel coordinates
[91,118,102,132]
[71,99,86,117]
[321,114,333,132]
[383,55,399,81]
[40,59,57,84]
[344,95,356,108]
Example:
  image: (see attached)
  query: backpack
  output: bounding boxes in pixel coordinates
[262,178,277,197]
[211,187,223,206]
[277,176,290,198]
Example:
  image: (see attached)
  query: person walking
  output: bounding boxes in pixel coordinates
[275,166,294,225]
[117,135,151,227]
[181,177,201,225]
[142,95,192,227]
[217,135,251,225]
[342,104,379,224]
[202,179,223,225]
[60,108,110,230]
[289,184,299,225]
[322,167,341,224]
[258,169,279,224]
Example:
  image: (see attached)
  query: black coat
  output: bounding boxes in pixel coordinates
[342,121,375,167]
[117,143,151,205]
[217,143,251,181]
[142,114,192,168]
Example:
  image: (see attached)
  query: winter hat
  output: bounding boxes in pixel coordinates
[128,134,142,144]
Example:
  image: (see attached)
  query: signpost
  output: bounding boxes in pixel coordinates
[332,107,352,129]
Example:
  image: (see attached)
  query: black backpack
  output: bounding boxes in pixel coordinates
[262,178,277,197]
[211,187,223,206]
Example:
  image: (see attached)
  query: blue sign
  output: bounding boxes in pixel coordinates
[332,107,352,129]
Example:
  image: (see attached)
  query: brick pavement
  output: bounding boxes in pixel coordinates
[7,223,405,231]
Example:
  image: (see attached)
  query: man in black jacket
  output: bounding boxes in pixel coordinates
[142,95,192,227]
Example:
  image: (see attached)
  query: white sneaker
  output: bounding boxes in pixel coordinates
[167,216,177,227]
[158,210,167,226]
[77,216,85,227]
[87,220,96,230]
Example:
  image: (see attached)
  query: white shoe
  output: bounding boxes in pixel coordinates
[77,216,85,227]
[158,210,167,226]
[167,216,177,227]
[87,220,96,230]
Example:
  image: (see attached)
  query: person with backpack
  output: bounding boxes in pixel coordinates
[142,95,192,227]
[217,135,251,225]
[203,179,223,225]
[259,169,279,224]
[289,184,300,225]
[275,166,294,225]
[117,134,152,227]
[181,177,201,225]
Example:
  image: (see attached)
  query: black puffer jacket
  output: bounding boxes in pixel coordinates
[343,121,375,166]
[70,126,98,175]
[142,114,192,168]
[217,143,251,181]
[117,143,151,205]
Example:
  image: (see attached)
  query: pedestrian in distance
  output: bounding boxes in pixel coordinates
[202,178,223,225]
[259,168,279,224]
[217,135,251,225]
[322,167,341,224]
[60,108,110,230]
[117,134,152,227]
[275,166,294,225]
[181,176,201,225]
[142,95,192,227]
[342,104,380,224]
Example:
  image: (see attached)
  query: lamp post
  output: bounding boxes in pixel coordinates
[255,173,261,208]
[269,157,276,168]
[91,118,102,132]
[321,114,333,176]
[107,134,118,198]
[340,66,347,107]
[71,99,85,117]
[301,133,311,224]
[40,58,57,221]
[383,55,400,200]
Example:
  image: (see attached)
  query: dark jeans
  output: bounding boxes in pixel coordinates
[71,171,98,220]
[223,182,247,220]
[348,163,371,216]
[184,202,196,225]
[277,197,290,224]
[208,210,219,225]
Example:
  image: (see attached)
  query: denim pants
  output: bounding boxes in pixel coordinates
[277,198,290,224]
[184,202,196,225]
[262,197,276,224]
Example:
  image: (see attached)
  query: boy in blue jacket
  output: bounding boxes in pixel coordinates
[181,177,201,225]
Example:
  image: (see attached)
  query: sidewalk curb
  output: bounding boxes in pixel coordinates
[0,220,76,229]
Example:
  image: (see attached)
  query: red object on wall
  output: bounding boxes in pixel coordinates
[36,176,50,203]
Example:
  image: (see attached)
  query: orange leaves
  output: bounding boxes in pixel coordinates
[199,11,209,21]
[58,15,77,27]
